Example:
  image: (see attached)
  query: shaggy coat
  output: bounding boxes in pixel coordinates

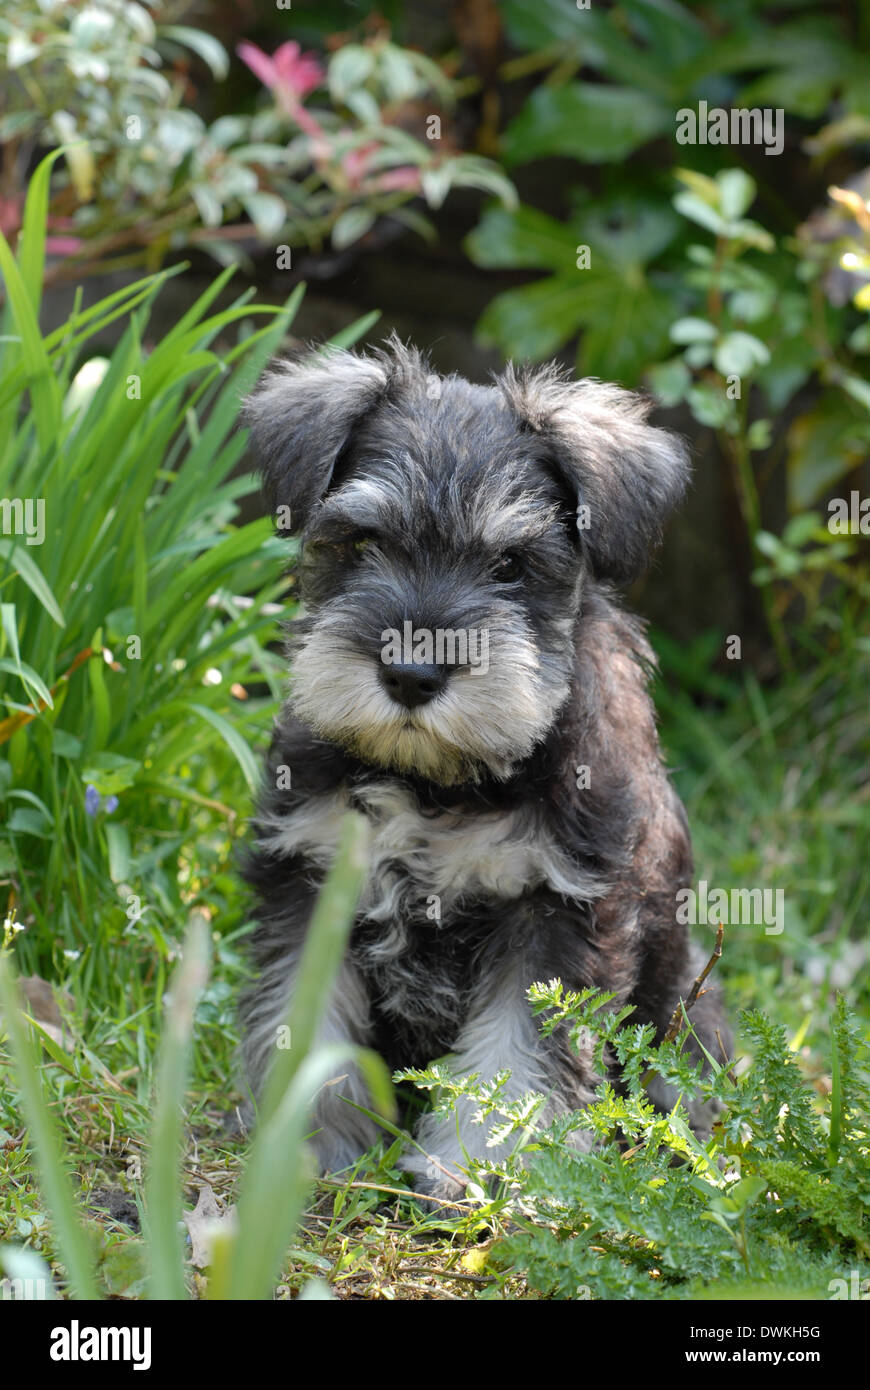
[238,340,729,1196]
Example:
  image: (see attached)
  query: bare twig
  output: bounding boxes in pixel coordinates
[637,924,725,1092]
[663,922,725,1045]
[316,1177,476,1208]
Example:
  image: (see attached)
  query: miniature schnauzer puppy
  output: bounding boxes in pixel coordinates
[239,338,728,1198]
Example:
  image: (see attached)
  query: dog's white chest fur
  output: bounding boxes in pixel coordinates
[258,782,605,924]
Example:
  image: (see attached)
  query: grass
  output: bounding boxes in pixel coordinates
[0,811,389,1300]
[1,639,867,1300]
[653,622,870,1035]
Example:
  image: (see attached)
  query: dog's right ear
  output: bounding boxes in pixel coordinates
[243,349,389,534]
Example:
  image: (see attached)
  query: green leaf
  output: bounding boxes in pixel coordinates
[840,373,870,413]
[18,148,67,314]
[0,232,62,452]
[7,807,52,837]
[0,1245,55,1298]
[670,317,717,345]
[326,309,381,350]
[477,257,674,385]
[0,959,98,1299]
[51,729,82,758]
[224,814,392,1301]
[331,207,376,251]
[99,1241,148,1299]
[0,657,52,710]
[105,823,131,885]
[688,383,732,428]
[161,25,229,80]
[647,358,691,407]
[578,277,674,386]
[673,191,728,236]
[580,196,680,269]
[437,156,518,209]
[786,401,870,508]
[242,192,287,240]
[713,331,770,376]
[329,45,375,100]
[504,83,670,165]
[183,703,260,794]
[145,914,211,1299]
[379,44,421,103]
[465,204,579,274]
[747,419,773,451]
[717,169,757,222]
[684,342,712,368]
[79,753,141,797]
[476,276,593,361]
[0,541,65,626]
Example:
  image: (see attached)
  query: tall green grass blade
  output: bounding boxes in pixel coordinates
[223,812,394,1299]
[258,813,373,1128]
[18,147,66,312]
[144,912,211,1300]
[224,1043,390,1301]
[181,703,260,795]
[0,956,98,1299]
[325,309,381,349]
[0,234,62,454]
[0,541,65,627]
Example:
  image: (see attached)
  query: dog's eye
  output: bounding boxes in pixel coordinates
[493,552,524,583]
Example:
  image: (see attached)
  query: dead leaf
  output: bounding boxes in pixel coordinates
[183,1184,234,1269]
[16,975,74,1050]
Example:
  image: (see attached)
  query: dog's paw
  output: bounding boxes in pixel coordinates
[402,1149,472,1213]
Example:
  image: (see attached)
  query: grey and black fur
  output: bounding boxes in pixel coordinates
[238,338,730,1197]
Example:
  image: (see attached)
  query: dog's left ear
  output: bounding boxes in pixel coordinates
[243,348,390,533]
[501,366,690,583]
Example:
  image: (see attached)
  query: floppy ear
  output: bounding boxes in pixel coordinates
[243,348,390,534]
[500,365,690,583]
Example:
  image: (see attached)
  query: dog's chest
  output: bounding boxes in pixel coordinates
[260,780,603,921]
[259,780,604,1043]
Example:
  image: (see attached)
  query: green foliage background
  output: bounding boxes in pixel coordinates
[0,0,867,1302]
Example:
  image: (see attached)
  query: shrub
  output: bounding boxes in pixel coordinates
[401,983,870,1300]
[0,152,377,986]
[0,3,515,276]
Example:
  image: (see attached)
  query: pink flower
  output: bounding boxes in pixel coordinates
[340,142,379,186]
[339,144,420,194]
[374,167,421,193]
[237,39,324,108]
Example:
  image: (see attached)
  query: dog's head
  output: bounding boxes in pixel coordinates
[244,338,689,786]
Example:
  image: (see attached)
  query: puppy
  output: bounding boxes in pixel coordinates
[238,338,728,1198]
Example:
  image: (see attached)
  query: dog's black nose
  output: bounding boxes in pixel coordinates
[380,662,447,710]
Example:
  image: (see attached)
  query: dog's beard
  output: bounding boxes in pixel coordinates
[288,620,570,785]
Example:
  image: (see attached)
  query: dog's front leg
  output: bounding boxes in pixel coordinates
[243,953,382,1175]
[404,961,596,1201]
